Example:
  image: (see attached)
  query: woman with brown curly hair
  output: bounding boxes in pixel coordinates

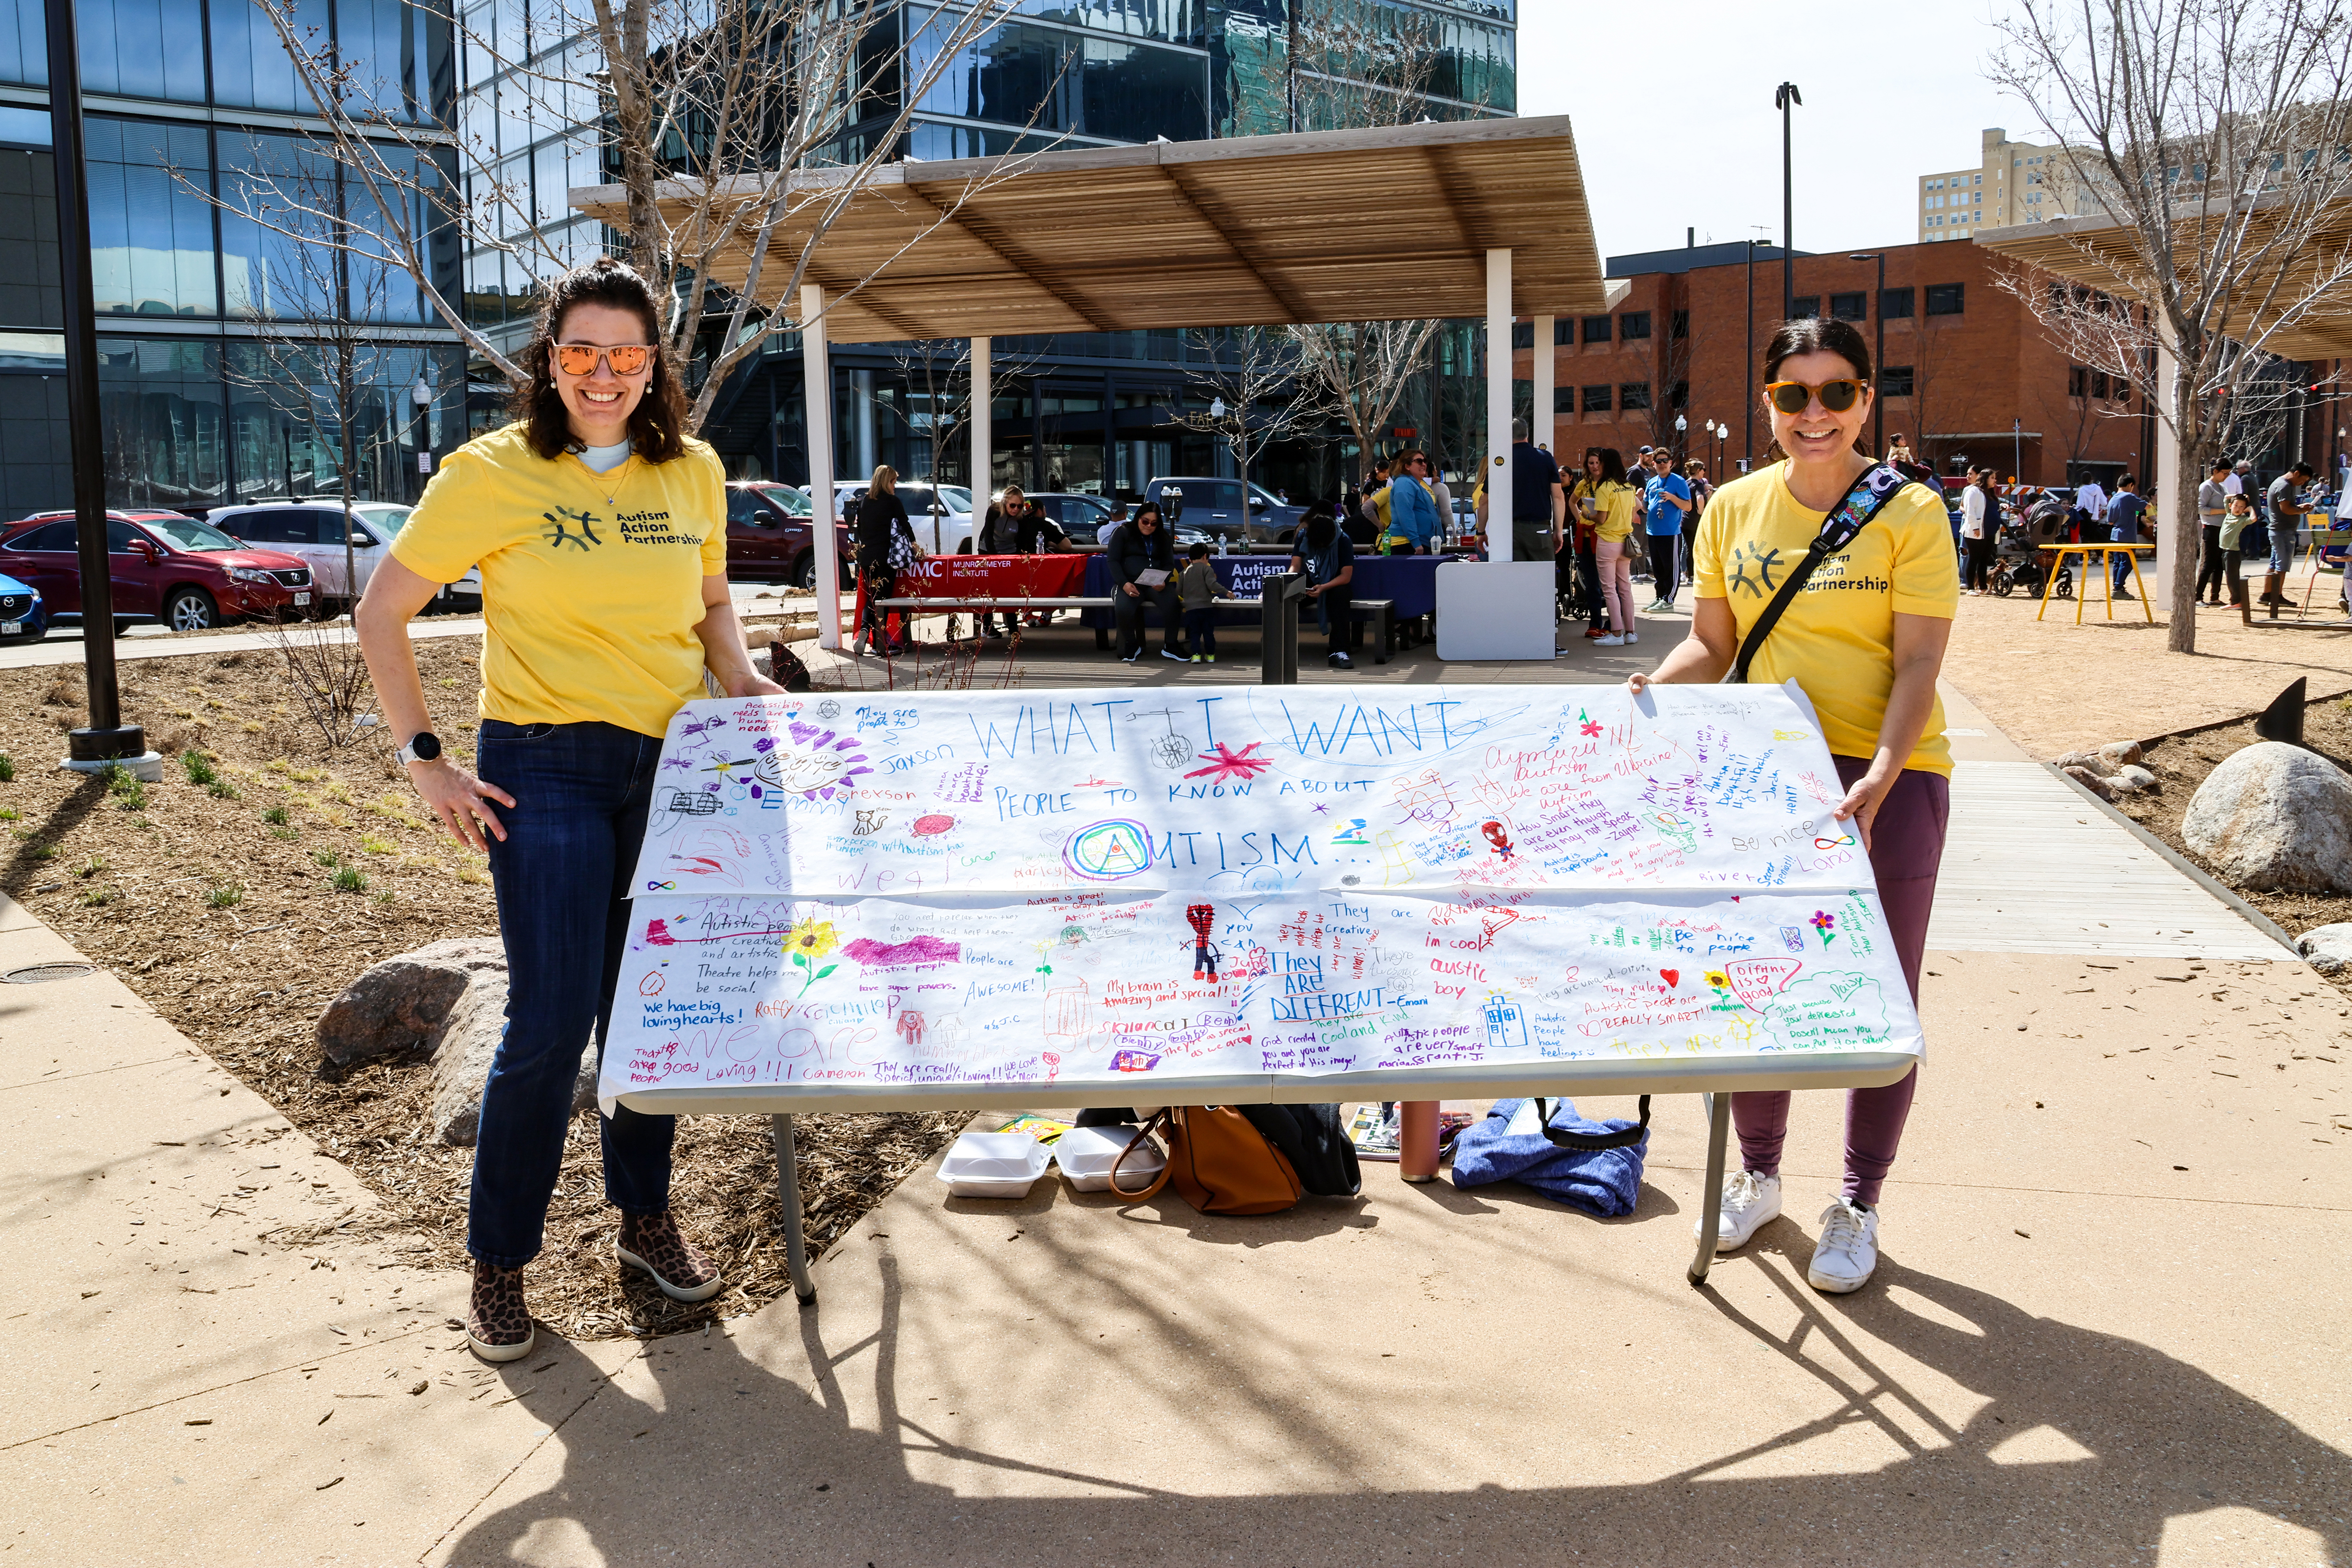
[354,257,781,1361]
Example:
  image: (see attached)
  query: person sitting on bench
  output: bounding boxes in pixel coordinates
[1109,502,1183,662]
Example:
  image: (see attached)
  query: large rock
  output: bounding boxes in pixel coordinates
[2297,923,2352,975]
[427,970,596,1146]
[315,937,506,1068]
[2182,742,2352,893]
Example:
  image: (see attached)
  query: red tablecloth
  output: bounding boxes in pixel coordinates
[854,553,1089,631]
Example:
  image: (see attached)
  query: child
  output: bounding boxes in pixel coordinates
[1178,542,1234,663]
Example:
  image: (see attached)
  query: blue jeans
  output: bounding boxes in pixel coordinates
[2110,523,2138,588]
[469,718,674,1266]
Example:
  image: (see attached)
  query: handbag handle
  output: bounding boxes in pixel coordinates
[1107,1110,1174,1200]
[1527,1094,1651,1151]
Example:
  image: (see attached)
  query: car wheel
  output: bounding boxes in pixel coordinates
[793,552,817,590]
[163,587,219,632]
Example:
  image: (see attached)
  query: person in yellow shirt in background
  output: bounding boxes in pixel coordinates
[355,257,783,1362]
[1627,315,1957,1297]
[1586,447,1640,645]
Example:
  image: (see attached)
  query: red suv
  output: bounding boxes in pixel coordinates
[723,482,856,589]
[0,510,312,633]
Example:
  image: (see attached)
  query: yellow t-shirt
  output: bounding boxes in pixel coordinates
[1594,480,1638,542]
[1693,462,1959,776]
[389,423,728,738]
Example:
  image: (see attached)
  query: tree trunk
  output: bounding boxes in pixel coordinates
[2167,371,2200,654]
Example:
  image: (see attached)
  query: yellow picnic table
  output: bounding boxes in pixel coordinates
[2037,543,2152,624]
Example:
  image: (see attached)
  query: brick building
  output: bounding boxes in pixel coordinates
[1514,239,2148,488]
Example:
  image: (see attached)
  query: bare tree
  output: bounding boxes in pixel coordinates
[1174,328,1322,509]
[1989,0,2352,650]
[233,0,1033,426]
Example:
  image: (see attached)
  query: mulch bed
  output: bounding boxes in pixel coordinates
[0,628,962,1341]
[2106,688,2352,994]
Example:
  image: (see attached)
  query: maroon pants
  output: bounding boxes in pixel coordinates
[1733,752,1948,1206]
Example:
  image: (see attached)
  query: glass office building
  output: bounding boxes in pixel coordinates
[0,0,464,516]
[468,0,1516,502]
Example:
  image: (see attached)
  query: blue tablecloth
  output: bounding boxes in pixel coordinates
[1078,552,1451,630]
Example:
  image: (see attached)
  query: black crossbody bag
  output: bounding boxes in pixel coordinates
[1528,467,1923,1155]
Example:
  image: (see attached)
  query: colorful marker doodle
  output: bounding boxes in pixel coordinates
[599,684,1924,1113]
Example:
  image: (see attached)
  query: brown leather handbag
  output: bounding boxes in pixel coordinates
[1108,1106,1303,1215]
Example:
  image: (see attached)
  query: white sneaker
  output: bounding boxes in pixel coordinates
[1700,1170,1782,1253]
[1807,1197,1880,1293]
[1594,633,1625,646]
[1623,631,1638,645]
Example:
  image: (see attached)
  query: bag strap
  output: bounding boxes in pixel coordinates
[1527,1095,1651,1152]
[1724,464,1917,685]
[1107,1110,1174,1200]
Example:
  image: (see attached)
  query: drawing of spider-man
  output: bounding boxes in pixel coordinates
[1184,903,1221,981]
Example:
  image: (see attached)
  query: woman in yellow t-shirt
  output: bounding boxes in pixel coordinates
[355,258,781,1362]
[1627,315,1957,1297]
[1586,447,1640,645]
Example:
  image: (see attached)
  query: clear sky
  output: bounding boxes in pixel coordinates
[1517,1,2036,265]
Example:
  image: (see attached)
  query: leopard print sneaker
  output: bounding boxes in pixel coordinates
[466,1260,536,1362]
[616,1210,724,1303]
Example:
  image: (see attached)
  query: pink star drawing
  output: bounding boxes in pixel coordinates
[1184,742,1274,783]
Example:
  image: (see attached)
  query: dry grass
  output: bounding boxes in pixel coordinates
[0,635,963,1339]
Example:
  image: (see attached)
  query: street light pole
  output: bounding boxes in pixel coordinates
[1850,251,1886,460]
[1775,82,1801,322]
[46,0,143,772]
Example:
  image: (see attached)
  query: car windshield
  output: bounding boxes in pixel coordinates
[756,485,812,516]
[1249,483,1285,507]
[138,515,245,552]
[937,486,972,512]
[352,504,413,536]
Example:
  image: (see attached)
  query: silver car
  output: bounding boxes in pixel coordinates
[209,500,483,610]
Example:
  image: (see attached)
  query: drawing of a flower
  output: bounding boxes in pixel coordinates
[1704,969,1730,990]
[1810,910,1837,946]
[1580,719,1603,737]
[786,917,838,960]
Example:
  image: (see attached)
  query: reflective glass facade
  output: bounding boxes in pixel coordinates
[0,0,464,511]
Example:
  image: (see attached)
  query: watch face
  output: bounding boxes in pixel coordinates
[409,732,442,762]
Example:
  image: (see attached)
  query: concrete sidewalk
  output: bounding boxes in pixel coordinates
[3,686,2349,1565]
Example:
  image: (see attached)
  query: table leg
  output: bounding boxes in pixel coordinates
[2129,549,2153,623]
[1398,1100,1439,1184]
[2075,549,2088,625]
[1687,1091,1731,1289]
[770,1114,816,1304]
[2036,550,2058,621]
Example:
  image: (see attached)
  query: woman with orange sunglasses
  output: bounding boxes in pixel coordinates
[355,258,782,1361]
[1627,315,1956,1297]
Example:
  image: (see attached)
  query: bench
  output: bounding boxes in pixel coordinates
[876,594,1398,663]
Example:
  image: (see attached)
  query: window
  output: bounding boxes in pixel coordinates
[1619,382,1652,411]
[2091,370,2109,399]
[1880,366,1914,398]
[1882,287,1914,318]
[1830,292,1867,321]
[1554,387,1575,414]
[222,509,307,544]
[1669,380,1687,410]
[1554,319,1572,345]
[1671,310,1688,339]
[1510,322,1533,349]
[1925,283,1965,315]
[1581,384,1611,414]
[1974,174,1983,183]
[1620,310,1651,340]
[1581,315,1611,344]
[2068,364,2088,398]
[4,522,75,551]
[1790,296,1820,318]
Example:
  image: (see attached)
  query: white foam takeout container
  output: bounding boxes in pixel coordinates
[1052,1124,1167,1193]
[937,1132,1054,1199]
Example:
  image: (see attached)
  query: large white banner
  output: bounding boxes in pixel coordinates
[602,685,1922,1109]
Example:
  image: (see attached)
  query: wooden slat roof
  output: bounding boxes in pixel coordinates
[572,116,1606,344]
[1976,199,2352,363]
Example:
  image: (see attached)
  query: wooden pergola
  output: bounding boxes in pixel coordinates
[574,116,1607,652]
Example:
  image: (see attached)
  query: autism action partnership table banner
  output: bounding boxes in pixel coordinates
[601,684,1922,1110]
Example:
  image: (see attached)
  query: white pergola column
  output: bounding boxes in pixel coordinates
[803,282,841,650]
[1532,314,1555,476]
[1487,248,1514,562]
[970,335,991,520]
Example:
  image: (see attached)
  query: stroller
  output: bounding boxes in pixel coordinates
[1985,492,2074,597]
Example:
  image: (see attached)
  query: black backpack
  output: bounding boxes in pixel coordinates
[1236,1104,1362,1197]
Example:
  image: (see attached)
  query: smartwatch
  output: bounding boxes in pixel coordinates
[396,731,443,765]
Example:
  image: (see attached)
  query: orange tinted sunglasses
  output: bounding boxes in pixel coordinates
[1765,378,1865,414]
[556,343,652,377]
